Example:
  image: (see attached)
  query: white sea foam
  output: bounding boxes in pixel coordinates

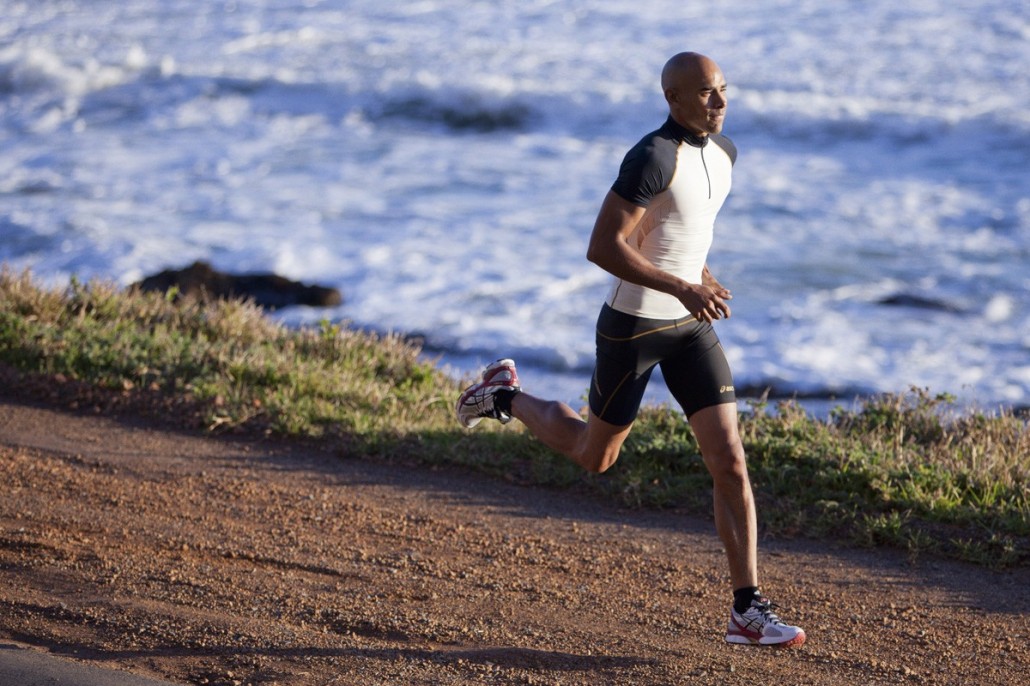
[1,0,1027,409]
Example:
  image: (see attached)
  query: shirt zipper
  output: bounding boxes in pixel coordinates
[700,145,712,200]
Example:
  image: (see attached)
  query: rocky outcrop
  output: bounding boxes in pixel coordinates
[135,261,342,310]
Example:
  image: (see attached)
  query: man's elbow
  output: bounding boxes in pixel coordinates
[586,240,611,268]
[585,243,601,266]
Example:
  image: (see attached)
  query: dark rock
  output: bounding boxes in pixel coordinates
[134,261,342,309]
[877,293,963,313]
[379,95,533,132]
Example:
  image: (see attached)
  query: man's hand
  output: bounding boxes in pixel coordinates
[702,264,728,293]
[679,282,732,323]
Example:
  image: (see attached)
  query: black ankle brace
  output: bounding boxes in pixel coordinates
[733,587,761,614]
[494,388,520,415]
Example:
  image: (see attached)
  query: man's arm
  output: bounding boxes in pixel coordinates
[586,190,732,322]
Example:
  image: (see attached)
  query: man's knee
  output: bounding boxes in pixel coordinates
[580,444,622,474]
[577,415,632,473]
[702,442,748,482]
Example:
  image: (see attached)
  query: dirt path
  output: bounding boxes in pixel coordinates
[0,397,1027,686]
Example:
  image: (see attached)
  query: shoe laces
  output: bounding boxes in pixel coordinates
[749,598,786,625]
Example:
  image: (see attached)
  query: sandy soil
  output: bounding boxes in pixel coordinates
[0,394,1027,686]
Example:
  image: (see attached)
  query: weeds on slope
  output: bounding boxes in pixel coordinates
[2,267,1027,567]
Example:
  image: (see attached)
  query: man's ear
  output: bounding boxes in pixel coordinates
[664,88,678,104]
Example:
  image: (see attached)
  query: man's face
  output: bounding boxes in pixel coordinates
[668,62,728,136]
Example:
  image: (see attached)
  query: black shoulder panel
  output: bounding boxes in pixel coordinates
[610,122,681,207]
[709,134,737,165]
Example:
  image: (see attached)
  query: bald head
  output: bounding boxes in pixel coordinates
[661,52,713,91]
[661,52,728,136]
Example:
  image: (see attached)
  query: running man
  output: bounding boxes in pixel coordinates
[456,52,805,648]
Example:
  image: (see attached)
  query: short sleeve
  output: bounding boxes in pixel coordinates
[610,142,672,207]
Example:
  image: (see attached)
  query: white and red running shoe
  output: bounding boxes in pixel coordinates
[456,359,521,429]
[725,597,806,648]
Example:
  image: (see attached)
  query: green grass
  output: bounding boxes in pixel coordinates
[2,266,1027,567]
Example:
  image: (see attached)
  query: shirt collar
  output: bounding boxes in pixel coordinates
[664,116,709,148]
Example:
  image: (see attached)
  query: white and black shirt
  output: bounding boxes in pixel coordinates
[606,116,737,319]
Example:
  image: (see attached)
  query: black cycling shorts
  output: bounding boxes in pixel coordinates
[588,304,736,425]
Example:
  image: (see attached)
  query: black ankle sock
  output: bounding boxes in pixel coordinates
[733,587,760,614]
[494,388,519,415]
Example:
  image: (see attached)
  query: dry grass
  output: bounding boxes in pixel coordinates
[2,266,1027,566]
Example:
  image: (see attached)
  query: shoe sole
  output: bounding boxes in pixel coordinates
[456,386,484,428]
[725,630,806,648]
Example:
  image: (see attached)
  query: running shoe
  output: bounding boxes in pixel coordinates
[725,597,806,648]
[456,359,520,429]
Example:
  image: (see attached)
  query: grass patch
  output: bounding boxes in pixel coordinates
[2,266,1027,567]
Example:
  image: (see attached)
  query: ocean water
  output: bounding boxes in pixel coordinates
[2,0,1028,411]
